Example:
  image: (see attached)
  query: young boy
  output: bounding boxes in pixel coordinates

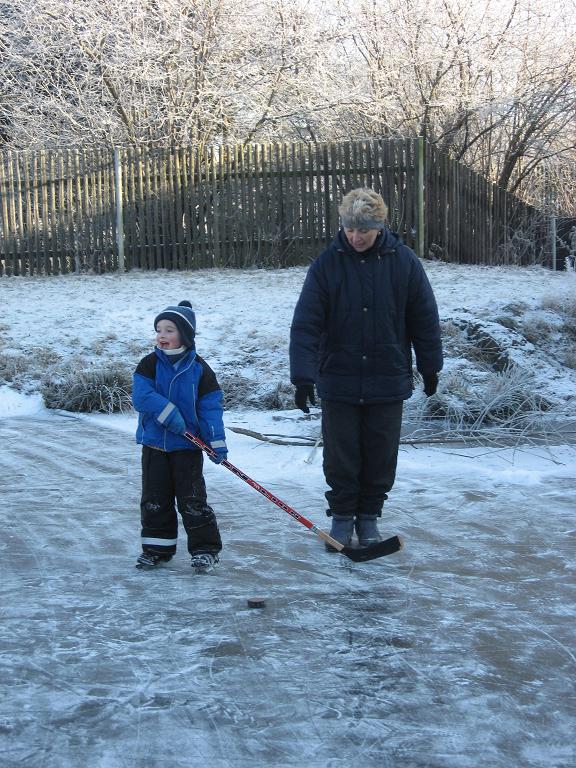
[132,300,227,572]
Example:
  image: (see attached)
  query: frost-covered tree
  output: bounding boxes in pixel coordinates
[2,0,574,202]
[327,0,576,194]
[2,0,338,149]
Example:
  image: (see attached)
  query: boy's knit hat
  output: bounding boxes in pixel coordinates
[154,300,196,348]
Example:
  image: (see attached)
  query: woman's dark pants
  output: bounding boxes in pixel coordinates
[321,399,403,518]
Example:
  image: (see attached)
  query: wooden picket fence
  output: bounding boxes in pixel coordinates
[0,139,549,276]
[0,148,118,275]
[425,145,548,266]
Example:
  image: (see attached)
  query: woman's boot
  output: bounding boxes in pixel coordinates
[325,514,355,552]
[355,515,382,547]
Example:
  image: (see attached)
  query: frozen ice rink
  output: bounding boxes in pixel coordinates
[1,413,574,768]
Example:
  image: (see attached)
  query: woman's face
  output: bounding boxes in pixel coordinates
[343,227,380,253]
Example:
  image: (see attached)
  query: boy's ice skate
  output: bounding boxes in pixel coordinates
[190,552,219,573]
[136,552,172,569]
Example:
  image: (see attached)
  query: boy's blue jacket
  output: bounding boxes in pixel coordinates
[289,228,443,404]
[133,348,226,453]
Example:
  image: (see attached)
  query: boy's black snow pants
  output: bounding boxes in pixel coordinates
[140,446,222,558]
[321,399,403,518]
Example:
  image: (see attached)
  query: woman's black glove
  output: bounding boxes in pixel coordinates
[295,384,316,413]
[423,373,439,397]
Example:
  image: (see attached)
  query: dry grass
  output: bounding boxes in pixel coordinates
[541,290,576,318]
[405,364,562,445]
[41,362,132,413]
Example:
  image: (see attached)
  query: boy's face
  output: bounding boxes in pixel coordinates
[156,319,182,350]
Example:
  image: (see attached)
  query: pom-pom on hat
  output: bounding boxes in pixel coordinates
[338,188,389,230]
[154,300,196,348]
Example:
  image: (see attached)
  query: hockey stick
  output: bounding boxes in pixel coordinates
[184,431,403,563]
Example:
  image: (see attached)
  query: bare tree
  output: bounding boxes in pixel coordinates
[2,0,575,204]
[328,0,576,196]
[5,0,248,148]
[4,0,339,149]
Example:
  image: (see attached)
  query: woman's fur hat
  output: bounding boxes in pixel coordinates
[338,188,389,230]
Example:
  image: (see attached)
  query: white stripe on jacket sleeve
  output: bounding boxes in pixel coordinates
[157,402,176,424]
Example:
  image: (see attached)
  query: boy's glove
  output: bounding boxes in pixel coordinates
[163,407,186,435]
[423,373,439,397]
[295,383,316,414]
[209,442,228,465]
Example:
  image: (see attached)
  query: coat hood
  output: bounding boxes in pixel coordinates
[333,227,402,257]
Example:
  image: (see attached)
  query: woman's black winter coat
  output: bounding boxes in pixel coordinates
[289,228,443,404]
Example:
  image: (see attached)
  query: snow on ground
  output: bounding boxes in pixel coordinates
[1,263,575,412]
[1,263,575,767]
[0,385,46,417]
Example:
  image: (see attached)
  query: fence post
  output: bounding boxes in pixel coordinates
[549,215,557,270]
[113,147,125,272]
[417,137,425,258]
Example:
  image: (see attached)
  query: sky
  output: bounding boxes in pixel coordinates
[1,261,575,768]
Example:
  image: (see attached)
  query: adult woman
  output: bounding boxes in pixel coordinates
[290,188,443,548]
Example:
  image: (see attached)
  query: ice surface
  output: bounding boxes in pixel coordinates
[1,263,575,766]
[0,412,574,768]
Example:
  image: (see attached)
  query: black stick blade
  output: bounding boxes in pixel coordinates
[341,535,403,562]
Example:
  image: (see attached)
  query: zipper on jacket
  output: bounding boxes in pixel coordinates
[163,355,195,451]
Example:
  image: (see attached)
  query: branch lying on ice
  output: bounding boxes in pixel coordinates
[227,427,318,446]
[228,423,576,449]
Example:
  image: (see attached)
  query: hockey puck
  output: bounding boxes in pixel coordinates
[247,597,266,609]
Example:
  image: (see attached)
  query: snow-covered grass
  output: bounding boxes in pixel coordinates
[1,261,575,442]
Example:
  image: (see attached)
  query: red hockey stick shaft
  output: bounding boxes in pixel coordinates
[183,431,404,562]
[184,431,343,549]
